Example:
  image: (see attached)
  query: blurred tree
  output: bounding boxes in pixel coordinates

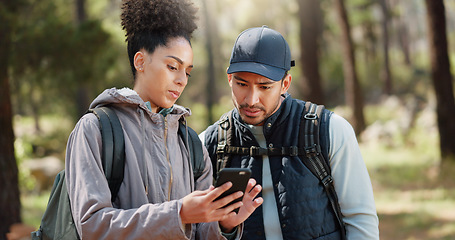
[10,0,115,122]
[424,0,455,169]
[378,0,392,95]
[202,0,217,124]
[297,0,325,104]
[334,0,366,135]
[75,0,91,117]
[0,0,22,238]
[392,0,411,66]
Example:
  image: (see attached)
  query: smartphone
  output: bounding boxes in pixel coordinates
[214,168,252,213]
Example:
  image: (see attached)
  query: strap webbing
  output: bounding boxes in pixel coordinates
[217,145,311,157]
[178,120,204,182]
[215,103,347,239]
[216,110,233,173]
[88,107,125,203]
[299,102,346,240]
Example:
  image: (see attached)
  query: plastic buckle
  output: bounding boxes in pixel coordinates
[305,145,317,155]
[250,146,259,156]
[305,144,321,156]
[289,146,299,157]
[217,144,226,154]
[322,175,333,187]
[304,112,317,120]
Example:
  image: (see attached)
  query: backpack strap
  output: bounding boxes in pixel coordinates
[88,107,125,203]
[213,104,346,238]
[299,102,346,239]
[178,119,205,182]
[216,110,234,174]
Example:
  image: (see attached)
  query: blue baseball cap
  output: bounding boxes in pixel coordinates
[227,26,295,81]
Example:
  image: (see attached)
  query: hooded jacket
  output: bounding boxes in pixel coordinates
[65,88,234,240]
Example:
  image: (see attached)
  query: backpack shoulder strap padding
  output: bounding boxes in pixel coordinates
[216,110,234,174]
[88,107,125,202]
[299,102,346,239]
[178,121,205,181]
[32,107,126,240]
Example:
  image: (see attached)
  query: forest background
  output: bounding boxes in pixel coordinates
[1,0,455,239]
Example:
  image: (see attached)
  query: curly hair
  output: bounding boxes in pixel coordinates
[121,0,198,78]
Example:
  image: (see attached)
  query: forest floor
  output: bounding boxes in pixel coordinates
[374,171,455,239]
[362,143,455,240]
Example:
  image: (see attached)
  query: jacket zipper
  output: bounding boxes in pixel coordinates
[164,117,173,201]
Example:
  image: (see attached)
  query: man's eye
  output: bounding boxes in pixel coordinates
[237,82,246,87]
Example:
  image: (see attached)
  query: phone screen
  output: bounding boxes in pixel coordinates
[214,168,251,213]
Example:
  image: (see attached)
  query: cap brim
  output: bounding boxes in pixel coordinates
[227,62,286,81]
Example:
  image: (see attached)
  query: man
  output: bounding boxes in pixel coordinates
[200,26,379,239]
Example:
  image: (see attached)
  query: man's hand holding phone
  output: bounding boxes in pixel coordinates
[218,177,263,232]
[215,168,263,232]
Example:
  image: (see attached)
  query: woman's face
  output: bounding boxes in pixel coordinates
[133,37,193,113]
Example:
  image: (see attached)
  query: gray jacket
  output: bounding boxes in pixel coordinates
[65,88,234,239]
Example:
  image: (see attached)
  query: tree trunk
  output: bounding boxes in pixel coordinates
[394,0,412,66]
[75,0,91,117]
[334,0,366,135]
[202,0,216,124]
[424,0,455,167]
[379,0,392,95]
[297,0,324,105]
[76,0,86,22]
[0,1,22,238]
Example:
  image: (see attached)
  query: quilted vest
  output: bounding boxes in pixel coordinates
[204,95,343,240]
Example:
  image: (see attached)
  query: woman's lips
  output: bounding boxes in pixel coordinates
[169,90,180,99]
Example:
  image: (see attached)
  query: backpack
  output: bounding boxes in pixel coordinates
[31,106,204,240]
[215,102,346,240]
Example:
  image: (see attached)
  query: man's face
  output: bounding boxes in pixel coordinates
[228,72,291,126]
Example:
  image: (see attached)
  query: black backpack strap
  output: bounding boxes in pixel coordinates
[216,110,234,174]
[88,107,125,203]
[178,119,205,182]
[299,102,346,239]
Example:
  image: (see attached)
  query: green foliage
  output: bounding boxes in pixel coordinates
[14,114,73,193]
[319,51,345,108]
[21,191,51,229]
[9,0,125,119]
[15,138,37,192]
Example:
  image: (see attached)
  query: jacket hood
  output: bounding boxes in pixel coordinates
[89,87,191,118]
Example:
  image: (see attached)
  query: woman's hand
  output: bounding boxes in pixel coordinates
[180,181,244,224]
[179,178,263,230]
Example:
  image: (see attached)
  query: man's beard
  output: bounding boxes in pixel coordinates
[237,103,268,126]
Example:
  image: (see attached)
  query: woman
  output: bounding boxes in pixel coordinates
[65,0,262,239]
